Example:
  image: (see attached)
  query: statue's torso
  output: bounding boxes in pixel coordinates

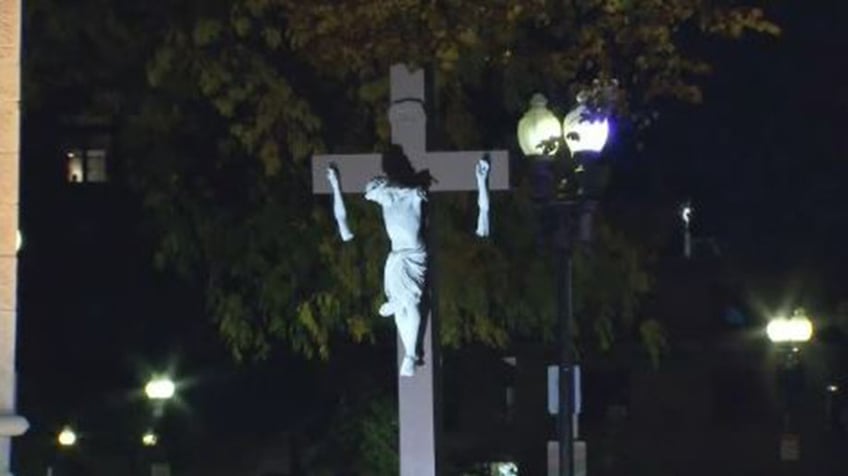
[378,188,425,251]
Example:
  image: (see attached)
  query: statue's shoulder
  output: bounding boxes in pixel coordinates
[407,187,427,203]
[413,187,427,202]
[387,184,426,202]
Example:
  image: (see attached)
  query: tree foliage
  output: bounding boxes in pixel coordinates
[302,392,398,475]
[25,0,779,361]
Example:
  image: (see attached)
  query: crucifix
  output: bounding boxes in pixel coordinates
[312,64,509,476]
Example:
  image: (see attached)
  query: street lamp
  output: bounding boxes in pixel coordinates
[49,427,78,476]
[57,427,77,447]
[144,377,175,400]
[143,376,175,473]
[518,93,610,158]
[142,430,158,447]
[767,308,813,451]
[767,309,814,345]
[517,87,612,476]
[517,94,563,157]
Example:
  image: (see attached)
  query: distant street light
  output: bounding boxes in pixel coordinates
[144,377,175,400]
[57,427,77,447]
[143,378,173,474]
[767,309,814,344]
[142,430,158,447]
[680,201,693,258]
[767,308,813,447]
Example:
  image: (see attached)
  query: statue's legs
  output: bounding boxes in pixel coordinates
[396,304,421,377]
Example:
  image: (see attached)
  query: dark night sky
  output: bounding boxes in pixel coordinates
[620,1,848,306]
[11,0,848,469]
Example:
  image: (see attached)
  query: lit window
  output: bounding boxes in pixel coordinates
[86,149,108,182]
[66,150,83,183]
[65,148,108,183]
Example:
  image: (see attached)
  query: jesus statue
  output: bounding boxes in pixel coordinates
[326,152,491,377]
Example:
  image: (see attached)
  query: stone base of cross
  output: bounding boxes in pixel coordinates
[312,64,509,475]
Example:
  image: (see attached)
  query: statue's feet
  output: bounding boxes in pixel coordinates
[378,302,395,317]
[399,356,417,377]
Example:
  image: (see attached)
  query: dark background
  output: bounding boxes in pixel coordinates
[12,1,848,475]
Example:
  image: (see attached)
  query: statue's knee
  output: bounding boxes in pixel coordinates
[379,302,395,317]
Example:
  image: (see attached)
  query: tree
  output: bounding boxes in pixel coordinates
[25,0,780,361]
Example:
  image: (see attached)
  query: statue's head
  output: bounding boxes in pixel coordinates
[380,144,433,192]
[382,144,417,183]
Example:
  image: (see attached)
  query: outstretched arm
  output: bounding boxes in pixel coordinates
[326,165,354,241]
[475,158,490,238]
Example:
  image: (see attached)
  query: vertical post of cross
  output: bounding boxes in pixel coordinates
[0,0,30,474]
[388,64,440,476]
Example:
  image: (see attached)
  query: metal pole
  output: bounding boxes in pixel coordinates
[532,160,576,476]
[557,203,574,476]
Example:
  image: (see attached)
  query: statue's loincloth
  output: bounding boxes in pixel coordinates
[383,247,427,309]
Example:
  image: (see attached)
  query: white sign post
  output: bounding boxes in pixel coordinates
[547,441,587,476]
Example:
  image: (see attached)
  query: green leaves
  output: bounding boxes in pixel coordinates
[25,0,780,362]
[192,18,223,46]
[305,393,398,475]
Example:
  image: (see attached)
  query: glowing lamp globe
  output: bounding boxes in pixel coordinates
[517,94,562,157]
[58,427,77,446]
[767,310,813,343]
[145,377,175,400]
[142,431,158,446]
[562,104,609,154]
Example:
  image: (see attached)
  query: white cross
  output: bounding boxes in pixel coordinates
[311,64,509,476]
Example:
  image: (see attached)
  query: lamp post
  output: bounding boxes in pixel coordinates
[145,375,176,419]
[518,89,612,476]
[47,427,77,476]
[767,308,813,459]
[144,376,175,476]
[767,308,813,388]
